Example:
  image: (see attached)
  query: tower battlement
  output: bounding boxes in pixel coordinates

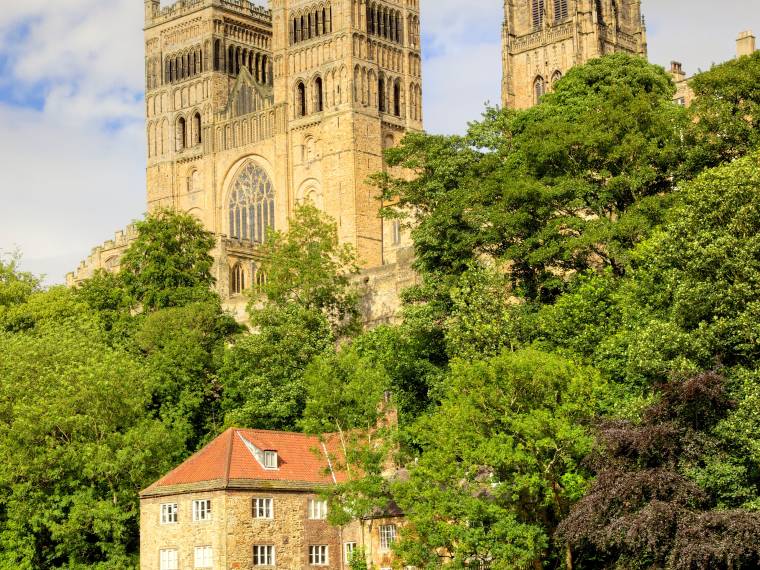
[146,0,272,28]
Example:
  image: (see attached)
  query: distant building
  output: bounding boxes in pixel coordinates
[501,0,648,109]
[670,30,757,107]
[140,428,404,570]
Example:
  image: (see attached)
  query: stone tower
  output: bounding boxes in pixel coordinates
[501,0,647,109]
[139,0,422,314]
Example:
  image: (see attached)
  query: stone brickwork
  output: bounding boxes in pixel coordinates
[502,0,647,109]
[69,0,423,325]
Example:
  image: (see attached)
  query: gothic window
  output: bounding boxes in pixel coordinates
[214,40,223,71]
[315,77,324,112]
[393,79,401,116]
[261,55,269,84]
[551,70,562,86]
[296,81,307,117]
[532,0,545,29]
[230,263,246,295]
[228,162,275,244]
[553,0,568,22]
[378,76,386,112]
[254,269,267,293]
[176,117,187,151]
[193,112,202,145]
[534,76,546,103]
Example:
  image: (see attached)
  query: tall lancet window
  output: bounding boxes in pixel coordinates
[532,0,545,29]
[554,0,568,22]
[228,162,275,243]
[534,76,546,104]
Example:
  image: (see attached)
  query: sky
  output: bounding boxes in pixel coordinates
[0,0,758,283]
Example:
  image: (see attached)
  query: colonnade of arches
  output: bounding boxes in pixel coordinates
[213,39,272,85]
[293,67,349,118]
[352,66,415,119]
[165,46,205,84]
[290,3,334,45]
[366,2,403,44]
[230,262,267,296]
[175,111,203,152]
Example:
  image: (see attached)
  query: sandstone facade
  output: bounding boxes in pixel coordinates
[501,0,647,109]
[69,0,422,324]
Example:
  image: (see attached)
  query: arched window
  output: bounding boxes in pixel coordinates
[532,0,545,29]
[228,46,235,74]
[214,40,223,71]
[254,269,267,293]
[297,82,307,116]
[534,76,546,104]
[554,0,568,22]
[230,263,246,295]
[378,76,386,112]
[393,79,401,116]
[193,112,202,145]
[261,55,268,84]
[551,70,562,86]
[176,117,187,151]
[228,162,275,244]
[315,77,324,112]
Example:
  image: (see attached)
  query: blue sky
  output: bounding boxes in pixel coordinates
[0,0,758,283]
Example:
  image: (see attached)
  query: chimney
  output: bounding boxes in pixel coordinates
[669,61,686,83]
[737,30,756,58]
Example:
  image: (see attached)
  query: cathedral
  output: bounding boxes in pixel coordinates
[69,0,423,321]
[501,0,647,109]
[68,0,653,321]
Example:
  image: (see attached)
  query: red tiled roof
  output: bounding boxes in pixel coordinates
[142,428,346,495]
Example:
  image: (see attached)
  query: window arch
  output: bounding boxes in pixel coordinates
[228,162,275,244]
[551,70,562,86]
[315,76,324,112]
[193,112,202,145]
[532,0,545,29]
[296,81,307,116]
[230,263,246,295]
[254,269,267,293]
[176,117,187,151]
[534,76,546,104]
[393,79,401,116]
[378,75,386,112]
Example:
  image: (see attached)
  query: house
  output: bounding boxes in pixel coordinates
[139,428,404,570]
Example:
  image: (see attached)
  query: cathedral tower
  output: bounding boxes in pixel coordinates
[501,0,647,109]
[141,0,422,311]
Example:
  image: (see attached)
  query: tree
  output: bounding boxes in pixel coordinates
[119,208,216,311]
[251,205,359,333]
[380,54,686,305]
[220,304,333,431]
[0,251,40,311]
[685,50,760,173]
[557,372,760,570]
[0,299,181,569]
[390,350,607,569]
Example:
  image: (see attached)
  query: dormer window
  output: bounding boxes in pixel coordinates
[263,450,278,469]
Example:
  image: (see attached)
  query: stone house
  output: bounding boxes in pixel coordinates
[140,428,405,570]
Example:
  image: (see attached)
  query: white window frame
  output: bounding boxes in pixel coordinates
[379,524,397,550]
[160,549,178,570]
[309,545,329,566]
[344,542,357,563]
[263,450,278,469]
[307,498,328,520]
[192,499,212,522]
[253,497,274,519]
[253,544,276,566]
[194,546,213,568]
[160,503,178,525]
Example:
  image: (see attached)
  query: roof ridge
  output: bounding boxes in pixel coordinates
[237,427,338,437]
[223,429,235,489]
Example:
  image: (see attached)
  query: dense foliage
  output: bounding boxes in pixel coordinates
[2,52,760,569]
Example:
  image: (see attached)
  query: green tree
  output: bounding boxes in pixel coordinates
[390,350,607,569]
[0,251,40,311]
[120,208,216,311]
[0,298,181,569]
[685,50,760,173]
[220,304,333,430]
[251,204,359,333]
[381,54,686,305]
